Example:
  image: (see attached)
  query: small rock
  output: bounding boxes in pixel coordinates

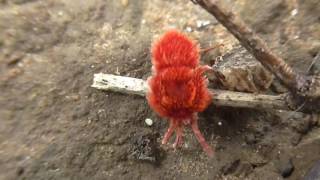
[185,26,193,32]
[214,45,274,93]
[290,9,298,16]
[196,20,211,29]
[145,118,153,126]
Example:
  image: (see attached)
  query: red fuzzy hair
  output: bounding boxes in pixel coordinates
[147,66,211,120]
[151,30,200,72]
[146,30,213,157]
[147,30,211,120]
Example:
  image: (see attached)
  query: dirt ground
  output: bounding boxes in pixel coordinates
[1,0,320,180]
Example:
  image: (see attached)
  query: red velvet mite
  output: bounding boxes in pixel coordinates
[147,30,214,157]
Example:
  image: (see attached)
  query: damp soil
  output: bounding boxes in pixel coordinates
[0,0,320,180]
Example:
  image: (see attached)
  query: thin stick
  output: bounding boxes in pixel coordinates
[92,73,293,111]
[191,0,320,100]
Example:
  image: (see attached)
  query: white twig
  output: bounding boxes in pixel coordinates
[92,73,292,111]
[92,73,148,96]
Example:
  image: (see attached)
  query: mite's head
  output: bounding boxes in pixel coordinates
[151,30,200,72]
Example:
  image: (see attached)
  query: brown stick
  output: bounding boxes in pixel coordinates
[191,0,320,101]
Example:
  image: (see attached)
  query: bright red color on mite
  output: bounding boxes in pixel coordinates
[147,30,214,157]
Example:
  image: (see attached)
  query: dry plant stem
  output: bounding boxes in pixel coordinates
[92,73,293,111]
[191,0,318,96]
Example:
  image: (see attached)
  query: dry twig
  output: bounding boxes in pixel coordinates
[92,73,296,111]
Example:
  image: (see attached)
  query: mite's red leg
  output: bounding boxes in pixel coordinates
[194,65,213,76]
[200,65,213,73]
[191,114,214,157]
[173,126,183,149]
[162,119,176,145]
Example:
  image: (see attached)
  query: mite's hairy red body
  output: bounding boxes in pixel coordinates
[147,30,214,157]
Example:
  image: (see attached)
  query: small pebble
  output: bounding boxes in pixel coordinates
[185,26,193,32]
[291,9,298,16]
[196,20,211,29]
[145,118,153,126]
